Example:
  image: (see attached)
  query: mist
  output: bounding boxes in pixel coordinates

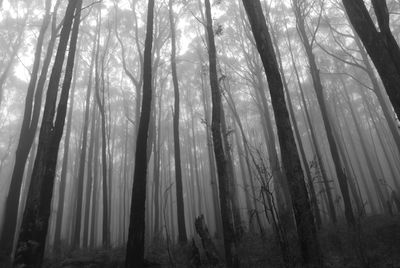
[0,0,400,267]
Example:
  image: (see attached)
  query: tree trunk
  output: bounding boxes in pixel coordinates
[72,40,95,249]
[241,0,322,266]
[83,99,98,248]
[342,0,400,120]
[204,0,239,266]
[125,0,154,266]
[0,2,55,261]
[269,19,321,227]
[292,0,355,226]
[53,46,80,253]
[169,0,188,244]
[13,1,82,266]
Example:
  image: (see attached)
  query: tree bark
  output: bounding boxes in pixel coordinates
[125,0,154,266]
[204,0,239,266]
[53,45,80,253]
[241,0,322,266]
[0,1,52,262]
[342,0,400,120]
[13,1,82,266]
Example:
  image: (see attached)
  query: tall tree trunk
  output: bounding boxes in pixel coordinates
[292,0,355,226]
[169,0,188,244]
[83,100,98,248]
[284,23,338,223]
[204,0,239,266]
[350,28,400,154]
[200,61,223,236]
[339,80,388,212]
[0,2,55,261]
[125,0,154,266]
[220,105,242,234]
[90,117,100,248]
[53,46,80,253]
[13,1,82,266]
[73,39,96,249]
[241,0,322,266]
[94,20,111,248]
[269,18,321,227]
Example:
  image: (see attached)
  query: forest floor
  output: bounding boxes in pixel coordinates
[45,215,400,267]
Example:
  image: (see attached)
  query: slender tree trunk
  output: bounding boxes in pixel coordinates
[169,0,188,244]
[0,2,54,261]
[90,117,100,248]
[269,20,321,227]
[220,105,242,234]
[200,63,223,236]
[53,48,79,253]
[241,0,322,266]
[125,0,154,266]
[83,100,98,248]
[292,0,355,226]
[284,24,338,224]
[204,0,239,266]
[13,1,82,266]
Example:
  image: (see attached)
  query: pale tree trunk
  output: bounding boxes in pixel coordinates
[169,0,188,243]
[292,0,355,226]
[83,99,98,248]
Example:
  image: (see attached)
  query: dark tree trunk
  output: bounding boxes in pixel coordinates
[13,1,82,267]
[284,24,338,223]
[169,0,188,244]
[241,0,322,266]
[204,0,239,266]
[0,2,55,262]
[342,0,400,120]
[269,18,321,227]
[125,0,154,266]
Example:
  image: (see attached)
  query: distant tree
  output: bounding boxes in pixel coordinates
[13,0,82,267]
[125,0,155,266]
[71,34,96,250]
[241,0,322,266]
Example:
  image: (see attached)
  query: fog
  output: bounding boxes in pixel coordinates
[0,0,400,267]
